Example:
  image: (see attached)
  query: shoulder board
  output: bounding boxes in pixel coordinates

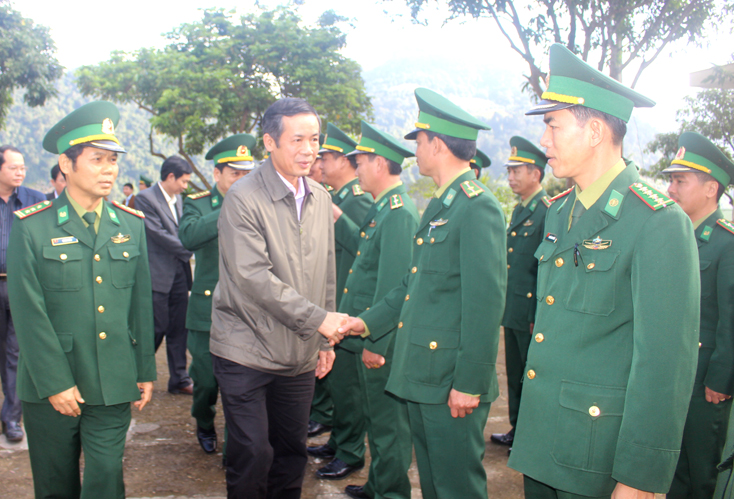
[629,182,675,211]
[352,184,365,196]
[389,193,404,210]
[187,190,211,200]
[541,196,552,208]
[549,187,573,203]
[111,200,145,218]
[14,200,52,219]
[460,180,485,198]
[717,218,734,235]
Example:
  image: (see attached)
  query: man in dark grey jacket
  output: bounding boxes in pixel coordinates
[211,98,345,499]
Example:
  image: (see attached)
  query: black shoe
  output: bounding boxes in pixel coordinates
[196,425,217,454]
[2,421,23,443]
[308,419,332,438]
[168,383,194,395]
[307,443,336,458]
[490,431,514,446]
[316,458,363,480]
[345,484,371,499]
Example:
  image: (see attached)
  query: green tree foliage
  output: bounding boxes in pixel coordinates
[396,0,726,94]
[75,6,372,190]
[0,4,63,130]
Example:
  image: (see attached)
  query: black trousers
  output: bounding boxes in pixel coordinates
[153,260,191,391]
[0,280,21,424]
[213,355,315,499]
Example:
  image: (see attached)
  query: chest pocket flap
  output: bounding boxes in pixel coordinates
[41,245,83,291]
[43,245,83,262]
[108,245,140,288]
[108,245,140,261]
[580,249,619,273]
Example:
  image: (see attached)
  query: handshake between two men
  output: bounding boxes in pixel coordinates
[313,312,380,379]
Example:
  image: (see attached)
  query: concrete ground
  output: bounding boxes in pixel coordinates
[0,329,523,498]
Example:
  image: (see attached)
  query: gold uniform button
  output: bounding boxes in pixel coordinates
[405,295,410,301]
[349,269,353,274]
[510,231,516,237]
[123,251,129,258]
[507,264,511,269]
[96,276,103,284]
[99,332,107,340]
[366,235,369,240]
[398,322,403,329]
[699,342,702,348]
[60,253,68,261]
[344,288,348,294]
[360,231,365,237]
[526,292,533,298]
[357,251,361,256]
[98,306,105,313]
[527,369,536,379]
[417,238,423,245]
[587,263,595,270]
[508,247,514,253]
[539,255,544,262]
[411,267,417,274]
[205,290,211,296]
[430,237,435,244]
[555,257,564,267]
[535,333,544,343]
[589,406,601,417]
[524,232,529,237]
[94,254,101,262]
[546,296,555,305]
[429,341,437,350]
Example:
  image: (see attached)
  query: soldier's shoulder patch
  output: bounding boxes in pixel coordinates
[324,184,334,192]
[549,187,573,203]
[187,190,211,200]
[352,184,365,196]
[460,180,484,198]
[717,218,734,235]
[629,182,675,211]
[14,200,52,219]
[111,200,145,218]
[389,194,404,210]
[541,196,552,208]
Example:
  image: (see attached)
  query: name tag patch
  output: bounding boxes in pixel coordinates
[545,233,558,243]
[51,237,78,246]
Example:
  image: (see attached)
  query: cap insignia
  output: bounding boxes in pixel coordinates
[102,118,114,135]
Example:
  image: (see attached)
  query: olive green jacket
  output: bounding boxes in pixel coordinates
[694,209,734,397]
[180,185,223,333]
[508,162,700,495]
[502,189,549,331]
[8,191,156,406]
[335,184,419,355]
[333,178,372,310]
[360,171,507,404]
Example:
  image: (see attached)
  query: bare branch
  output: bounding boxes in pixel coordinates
[148,128,167,160]
[177,135,211,190]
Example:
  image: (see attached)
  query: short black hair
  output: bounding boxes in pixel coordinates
[160,156,193,181]
[366,153,402,175]
[123,182,133,189]
[568,106,627,146]
[50,163,62,181]
[262,98,320,147]
[693,171,726,201]
[62,144,88,166]
[423,131,476,161]
[0,146,21,170]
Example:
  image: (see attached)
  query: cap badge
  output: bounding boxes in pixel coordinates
[236,145,249,157]
[102,118,114,135]
[675,146,686,160]
[511,146,518,157]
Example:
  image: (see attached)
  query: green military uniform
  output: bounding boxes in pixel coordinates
[507,44,700,496]
[180,133,256,450]
[313,124,372,465]
[359,89,507,499]
[332,121,419,498]
[8,101,156,499]
[661,133,734,498]
[500,137,549,437]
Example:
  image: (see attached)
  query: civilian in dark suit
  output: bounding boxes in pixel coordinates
[135,156,194,394]
[0,145,46,442]
[46,163,66,201]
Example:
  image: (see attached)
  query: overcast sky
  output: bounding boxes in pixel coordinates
[11,0,734,134]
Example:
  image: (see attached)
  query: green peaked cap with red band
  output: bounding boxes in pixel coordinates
[346,121,414,165]
[405,88,490,141]
[526,44,655,123]
[43,101,126,155]
[662,131,734,186]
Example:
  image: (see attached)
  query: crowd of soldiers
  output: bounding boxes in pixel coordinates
[1,42,734,499]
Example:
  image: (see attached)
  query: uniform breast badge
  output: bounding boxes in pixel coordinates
[111,233,132,244]
[582,236,611,250]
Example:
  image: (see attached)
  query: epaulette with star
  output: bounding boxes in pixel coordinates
[549,187,573,203]
[717,218,734,236]
[187,190,211,200]
[460,180,485,198]
[629,182,675,211]
[389,194,404,210]
[14,200,52,219]
[541,196,552,208]
[111,200,145,218]
[352,184,365,196]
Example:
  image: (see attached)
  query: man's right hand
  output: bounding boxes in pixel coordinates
[48,386,85,417]
[318,312,349,346]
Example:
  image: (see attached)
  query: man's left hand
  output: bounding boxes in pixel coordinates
[705,386,732,404]
[362,348,385,369]
[316,350,336,379]
[611,482,654,499]
[448,388,480,418]
[134,382,154,411]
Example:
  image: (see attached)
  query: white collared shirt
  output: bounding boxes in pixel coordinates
[158,181,178,224]
[276,172,305,220]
